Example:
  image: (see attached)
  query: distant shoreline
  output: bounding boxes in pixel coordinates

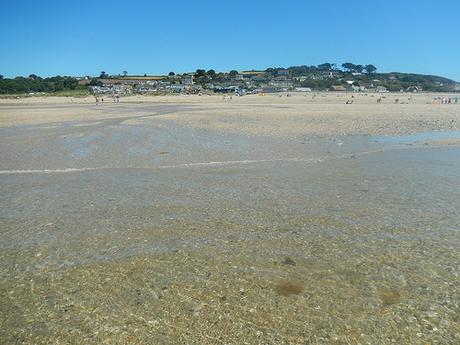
[0,90,459,102]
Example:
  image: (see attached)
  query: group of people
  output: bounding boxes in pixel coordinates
[94,94,121,104]
[432,96,458,104]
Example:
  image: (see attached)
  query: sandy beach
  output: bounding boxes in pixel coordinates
[1,94,459,344]
[1,93,459,135]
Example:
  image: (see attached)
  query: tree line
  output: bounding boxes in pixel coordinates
[0,75,85,94]
[1,63,457,94]
[265,62,377,76]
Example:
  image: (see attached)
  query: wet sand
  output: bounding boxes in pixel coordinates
[1,95,459,344]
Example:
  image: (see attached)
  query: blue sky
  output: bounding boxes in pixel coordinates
[1,0,459,80]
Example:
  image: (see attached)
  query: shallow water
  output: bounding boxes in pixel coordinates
[1,106,459,344]
[373,129,460,144]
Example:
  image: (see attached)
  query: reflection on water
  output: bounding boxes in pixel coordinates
[1,118,459,344]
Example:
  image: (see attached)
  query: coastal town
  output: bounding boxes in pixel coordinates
[2,63,459,97]
[85,64,460,97]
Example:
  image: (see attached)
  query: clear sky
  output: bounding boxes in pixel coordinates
[1,0,459,81]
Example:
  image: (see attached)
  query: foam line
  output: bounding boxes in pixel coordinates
[0,150,384,175]
[0,168,100,175]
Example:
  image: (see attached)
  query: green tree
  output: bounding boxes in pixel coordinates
[0,75,4,79]
[100,71,108,78]
[168,71,175,76]
[229,70,238,77]
[89,78,103,86]
[195,69,206,77]
[206,69,216,80]
[122,71,128,77]
[0,75,82,94]
[194,69,208,84]
[365,64,377,74]
[317,63,333,71]
[342,63,357,72]
[216,72,226,82]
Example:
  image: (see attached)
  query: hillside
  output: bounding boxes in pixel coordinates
[0,63,458,94]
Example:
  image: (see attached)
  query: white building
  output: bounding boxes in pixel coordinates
[182,74,194,85]
[295,87,312,92]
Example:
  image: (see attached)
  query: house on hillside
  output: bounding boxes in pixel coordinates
[112,84,132,94]
[137,86,157,93]
[295,87,312,92]
[182,74,194,85]
[277,69,289,77]
[323,71,340,79]
[168,85,186,93]
[90,83,133,95]
[214,86,238,93]
[157,81,171,89]
[308,74,323,80]
[168,75,182,82]
[294,76,308,82]
[250,76,266,83]
[269,79,293,89]
[351,85,367,92]
[90,86,111,94]
[135,80,158,93]
[254,87,282,93]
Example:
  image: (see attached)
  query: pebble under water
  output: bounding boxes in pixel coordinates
[1,109,459,344]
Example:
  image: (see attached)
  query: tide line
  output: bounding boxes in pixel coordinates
[0,149,383,175]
